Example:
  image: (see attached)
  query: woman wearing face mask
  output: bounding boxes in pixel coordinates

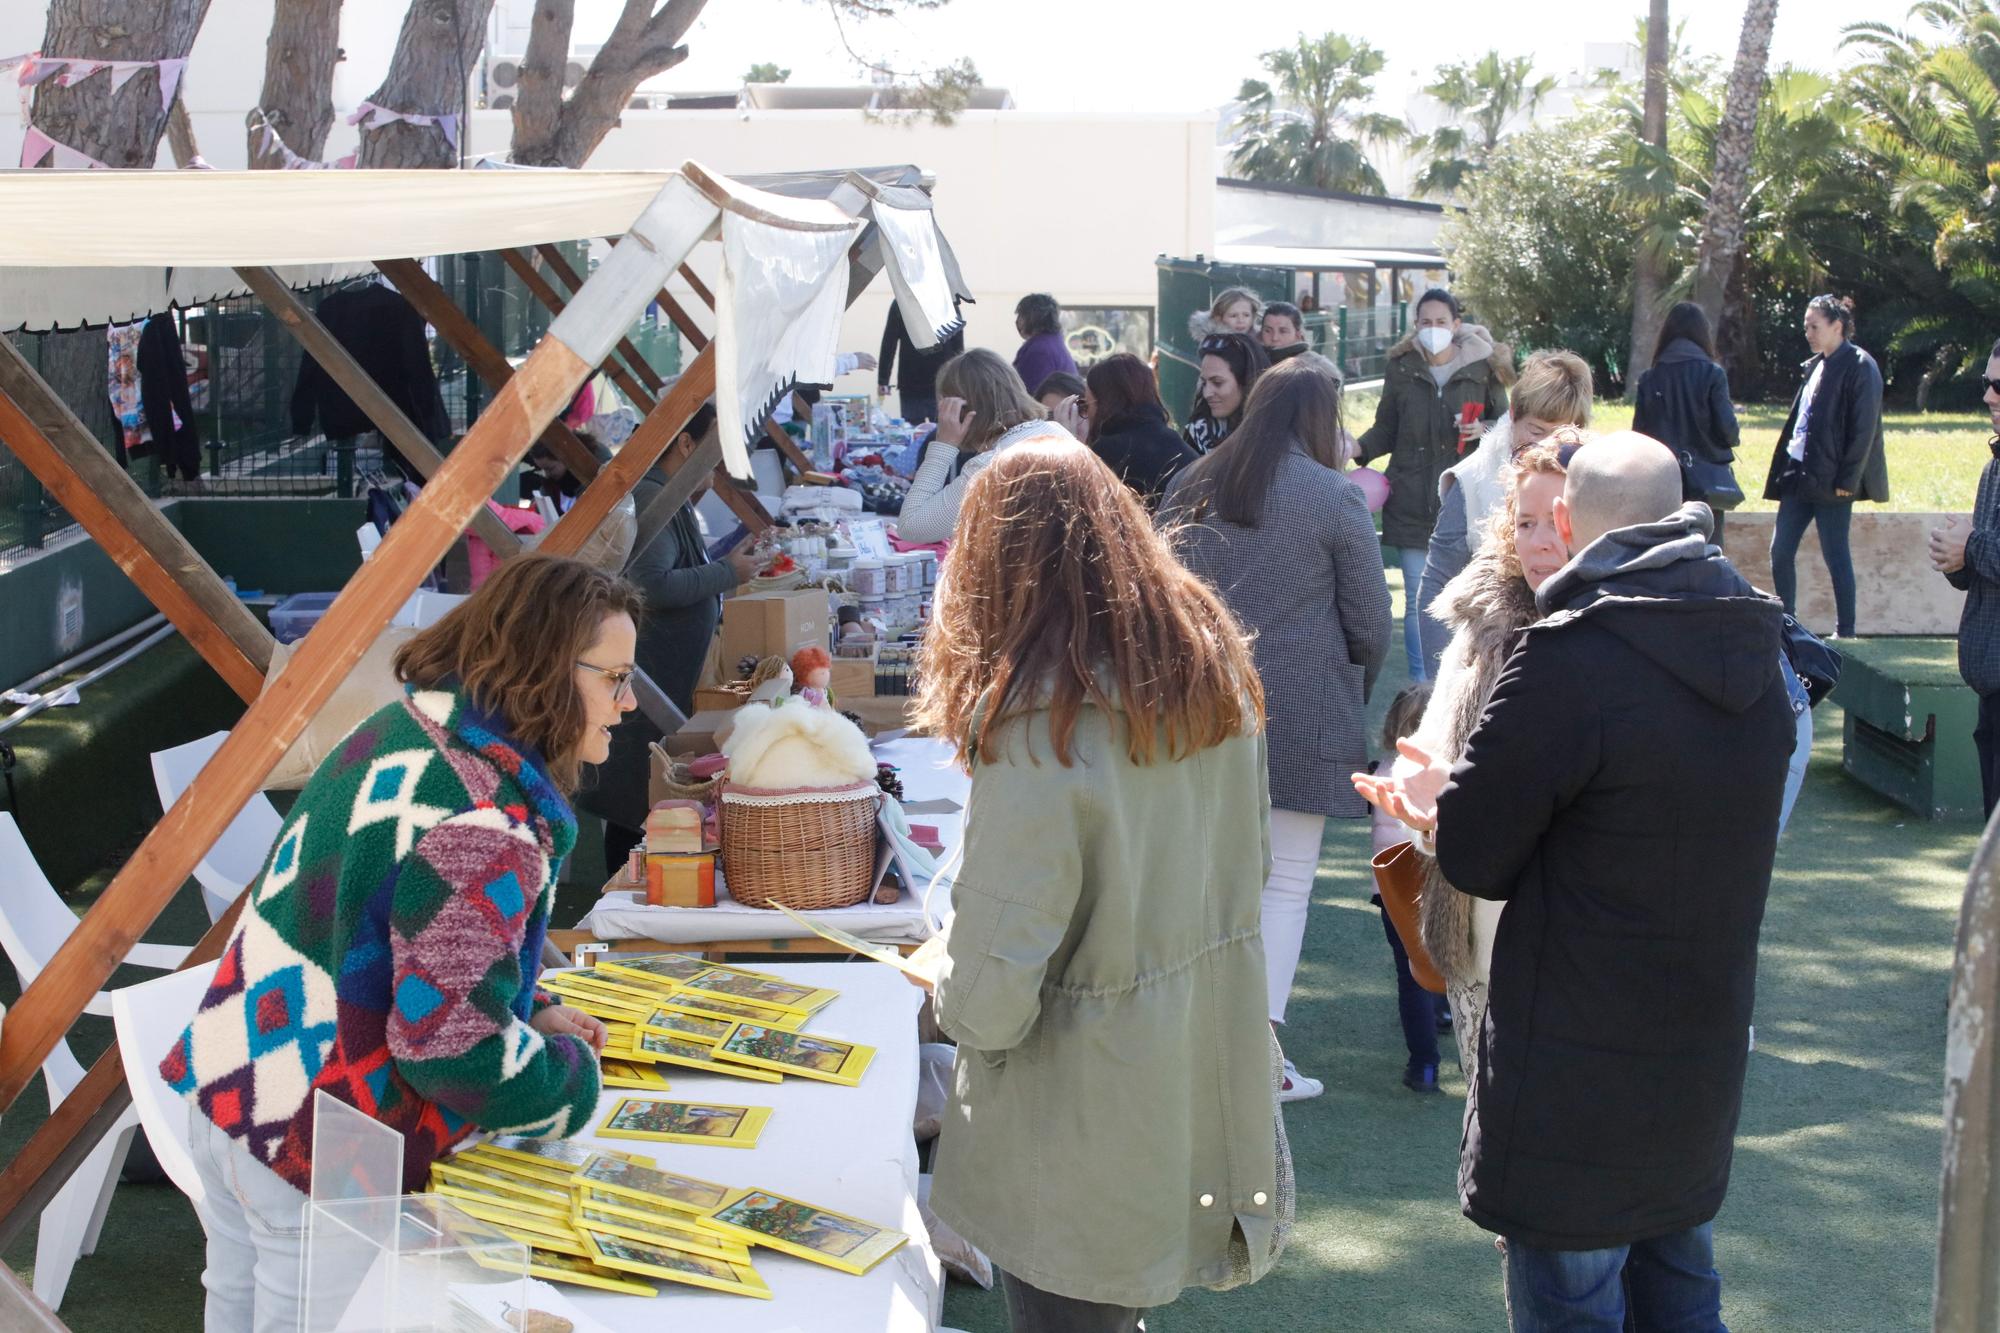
[1414,349,1593,675]
[1357,288,1514,684]
[1183,332,1273,455]
[1365,435,1578,1090]
[1761,294,1889,637]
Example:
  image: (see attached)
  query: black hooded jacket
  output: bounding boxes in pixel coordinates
[1089,403,1195,509]
[1434,504,1794,1250]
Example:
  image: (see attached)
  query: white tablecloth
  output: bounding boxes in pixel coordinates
[557,962,942,1332]
[573,737,968,948]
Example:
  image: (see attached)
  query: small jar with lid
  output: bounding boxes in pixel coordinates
[852,557,885,597]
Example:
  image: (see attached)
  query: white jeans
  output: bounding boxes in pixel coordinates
[189,1116,311,1333]
[1262,809,1328,1024]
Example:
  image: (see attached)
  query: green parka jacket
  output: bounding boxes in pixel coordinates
[928,691,1280,1309]
[1357,324,1514,549]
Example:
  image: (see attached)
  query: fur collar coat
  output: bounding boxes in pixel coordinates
[1410,542,1539,986]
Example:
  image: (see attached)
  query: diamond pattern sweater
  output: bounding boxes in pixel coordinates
[160,687,601,1194]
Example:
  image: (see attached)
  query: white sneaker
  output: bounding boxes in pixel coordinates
[1279,1057,1324,1103]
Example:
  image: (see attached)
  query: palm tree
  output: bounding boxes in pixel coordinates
[1844,1,2000,396]
[1229,32,1406,195]
[1625,0,1675,395]
[1688,0,1781,327]
[1409,51,1558,198]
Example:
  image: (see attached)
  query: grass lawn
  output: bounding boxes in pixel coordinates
[2,568,1971,1332]
[1341,387,1993,514]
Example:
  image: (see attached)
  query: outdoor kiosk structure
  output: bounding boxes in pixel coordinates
[0,160,969,1328]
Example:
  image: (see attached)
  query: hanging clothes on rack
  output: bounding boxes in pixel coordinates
[289,282,448,479]
[138,314,201,483]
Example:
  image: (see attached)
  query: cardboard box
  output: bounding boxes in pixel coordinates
[719,589,828,673]
[828,652,876,700]
[657,708,742,763]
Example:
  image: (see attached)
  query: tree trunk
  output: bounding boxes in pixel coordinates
[29,0,212,461]
[509,0,575,166]
[510,0,705,168]
[356,0,495,168]
[252,0,345,168]
[1689,0,1778,332]
[1624,0,1672,399]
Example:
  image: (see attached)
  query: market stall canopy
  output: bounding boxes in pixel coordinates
[0,164,929,332]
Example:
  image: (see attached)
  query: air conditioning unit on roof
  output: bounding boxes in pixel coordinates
[485,53,586,111]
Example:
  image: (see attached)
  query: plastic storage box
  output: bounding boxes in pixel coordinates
[269,591,339,644]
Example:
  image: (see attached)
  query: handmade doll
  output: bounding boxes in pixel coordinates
[790,645,834,708]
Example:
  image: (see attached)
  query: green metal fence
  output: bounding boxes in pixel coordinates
[0,243,683,560]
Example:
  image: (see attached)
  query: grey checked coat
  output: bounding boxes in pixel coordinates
[1160,447,1392,817]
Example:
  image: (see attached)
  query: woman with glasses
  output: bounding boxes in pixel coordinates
[1760,295,1889,637]
[1183,332,1272,456]
[162,554,633,1332]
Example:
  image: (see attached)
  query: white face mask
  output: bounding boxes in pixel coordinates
[1417,326,1454,356]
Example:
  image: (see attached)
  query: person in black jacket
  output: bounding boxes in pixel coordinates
[587,404,758,870]
[1357,436,1793,1332]
[1066,353,1195,509]
[1634,302,1740,546]
[1933,336,2000,814]
[1761,295,1890,636]
[877,301,963,425]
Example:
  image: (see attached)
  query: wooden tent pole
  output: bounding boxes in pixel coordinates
[0,338,591,1113]
[678,263,715,309]
[0,341,271,703]
[497,249,657,415]
[534,244,665,396]
[633,424,722,554]
[0,889,249,1249]
[0,1264,65,1331]
[537,346,717,557]
[374,258,600,483]
[235,267,522,559]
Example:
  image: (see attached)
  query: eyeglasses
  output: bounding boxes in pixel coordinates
[576,660,636,703]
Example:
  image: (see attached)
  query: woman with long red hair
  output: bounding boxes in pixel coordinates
[914,438,1285,1330]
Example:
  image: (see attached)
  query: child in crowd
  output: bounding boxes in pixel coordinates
[1370,682,1451,1094]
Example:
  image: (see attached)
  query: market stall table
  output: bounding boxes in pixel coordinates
[511,961,941,1329]
[566,736,969,958]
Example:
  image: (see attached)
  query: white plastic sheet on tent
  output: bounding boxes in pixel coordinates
[854,176,974,349]
[712,206,865,472]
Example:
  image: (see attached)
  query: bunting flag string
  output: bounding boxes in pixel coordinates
[347,99,458,150]
[6,49,192,170]
[248,108,356,170]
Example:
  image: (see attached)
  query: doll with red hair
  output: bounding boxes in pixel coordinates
[790,645,834,708]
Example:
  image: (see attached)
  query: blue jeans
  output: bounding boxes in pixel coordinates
[1769,484,1855,636]
[1393,545,1428,682]
[1503,1224,1726,1333]
[190,1115,310,1333]
[1376,900,1441,1070]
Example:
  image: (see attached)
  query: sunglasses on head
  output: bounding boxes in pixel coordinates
[1199,336,1238,354]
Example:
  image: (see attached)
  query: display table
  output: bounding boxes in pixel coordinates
[566,737,969,956]
[548,962,941,1330]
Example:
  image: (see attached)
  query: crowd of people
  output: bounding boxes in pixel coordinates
[166,274,1934,1333]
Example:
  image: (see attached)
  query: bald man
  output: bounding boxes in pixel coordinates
[1365,431,1794,1330]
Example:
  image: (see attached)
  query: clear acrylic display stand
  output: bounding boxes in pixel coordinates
[302,1092,529,1332]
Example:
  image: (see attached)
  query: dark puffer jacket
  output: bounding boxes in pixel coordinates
[1356,326,1513,549]
[1435,504,1793,1250]
[1761,339,1889,505]
[1090,404,1196,509]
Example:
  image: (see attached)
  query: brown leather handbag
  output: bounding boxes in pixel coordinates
[1373,841,1448,994]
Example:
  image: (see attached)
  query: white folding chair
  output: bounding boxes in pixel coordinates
[0,812,191,1309]
[111,961,218,1207]
[150,731,284,923]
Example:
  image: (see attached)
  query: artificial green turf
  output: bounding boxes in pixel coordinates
[1835,636,1964,687]
[5,570,1971,1331]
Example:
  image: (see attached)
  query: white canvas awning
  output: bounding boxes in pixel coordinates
[0,164,930,331]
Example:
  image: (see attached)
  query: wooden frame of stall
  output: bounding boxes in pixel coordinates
[0,160,919,1323]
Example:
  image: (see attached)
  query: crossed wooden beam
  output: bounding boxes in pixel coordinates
[0,164,890,1323]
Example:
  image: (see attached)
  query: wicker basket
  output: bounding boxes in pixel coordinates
[653,751,724,804]
[719,780,880,911]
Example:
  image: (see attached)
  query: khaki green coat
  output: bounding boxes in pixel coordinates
[928,695,1279,1309]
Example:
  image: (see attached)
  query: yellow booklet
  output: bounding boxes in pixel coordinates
[581,1228,772,1299]
[679,968,839,1017]
[653,990,805,1031]
[599,1058,673,1092]
[701,1187,910,1276]
[597,1096,772,1150]
[576,1155,734,1218]
[712,1022,875,1087]
[774,903,941,984]
[621,1029,784,1082]
[574,1198,753,1264]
